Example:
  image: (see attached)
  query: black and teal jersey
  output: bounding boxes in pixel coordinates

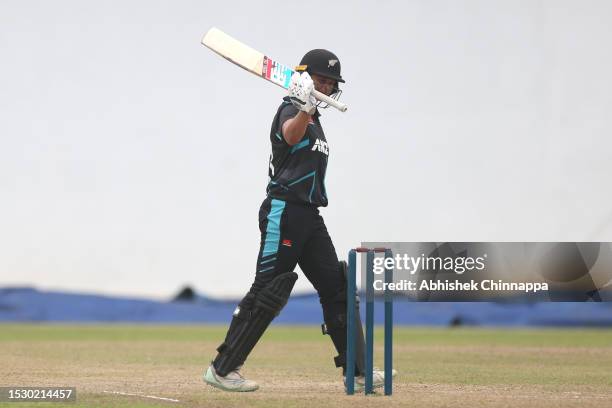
[266,97,329,207]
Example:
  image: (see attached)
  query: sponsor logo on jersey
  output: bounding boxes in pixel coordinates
[282,239,293,247]
[311,138,329,155]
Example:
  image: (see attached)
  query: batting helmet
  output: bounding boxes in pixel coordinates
[295,49,345,83]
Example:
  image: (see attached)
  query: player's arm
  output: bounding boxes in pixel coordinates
[283,72,316,145]
[282,111,311,145]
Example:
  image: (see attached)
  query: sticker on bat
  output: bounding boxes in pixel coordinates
[263,56,293,89]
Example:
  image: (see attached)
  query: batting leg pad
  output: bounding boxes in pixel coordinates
[213,271,298,376]
[320,261,366,376]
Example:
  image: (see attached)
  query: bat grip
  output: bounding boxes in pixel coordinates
[312,89,348,112]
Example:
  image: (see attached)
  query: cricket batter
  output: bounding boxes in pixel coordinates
[204,49,395,392]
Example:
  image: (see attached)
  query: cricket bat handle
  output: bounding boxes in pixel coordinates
[312,89,348,112]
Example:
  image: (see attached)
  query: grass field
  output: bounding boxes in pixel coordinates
[0,324,611,407]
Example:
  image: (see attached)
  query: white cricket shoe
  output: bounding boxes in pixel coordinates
[344,367,398,393]
[204,363,259,392]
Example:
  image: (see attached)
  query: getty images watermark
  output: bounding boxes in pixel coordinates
[361,242,612,301]
[371,252,548,293]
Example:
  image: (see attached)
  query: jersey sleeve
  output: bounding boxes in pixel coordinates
[274,102,299,144]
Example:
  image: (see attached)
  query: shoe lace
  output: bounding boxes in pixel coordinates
[232,366,245,379]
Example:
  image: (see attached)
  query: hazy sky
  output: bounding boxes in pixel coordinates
[2,0,611,298]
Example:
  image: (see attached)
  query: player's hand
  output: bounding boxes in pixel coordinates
[288,72,316,115]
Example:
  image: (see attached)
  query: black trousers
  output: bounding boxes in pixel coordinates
[212,196,361,376]
[249,196,343,301]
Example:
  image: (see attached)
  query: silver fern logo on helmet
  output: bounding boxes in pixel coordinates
[328,59,338,68]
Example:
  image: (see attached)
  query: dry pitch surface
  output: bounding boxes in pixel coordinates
[0,325,611,408]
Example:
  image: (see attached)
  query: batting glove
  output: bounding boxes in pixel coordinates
[288,72,316,115]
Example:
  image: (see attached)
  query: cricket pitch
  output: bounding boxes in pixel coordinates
[0,325,611,407]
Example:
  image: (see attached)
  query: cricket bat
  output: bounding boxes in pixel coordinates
[201,27,348,112]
